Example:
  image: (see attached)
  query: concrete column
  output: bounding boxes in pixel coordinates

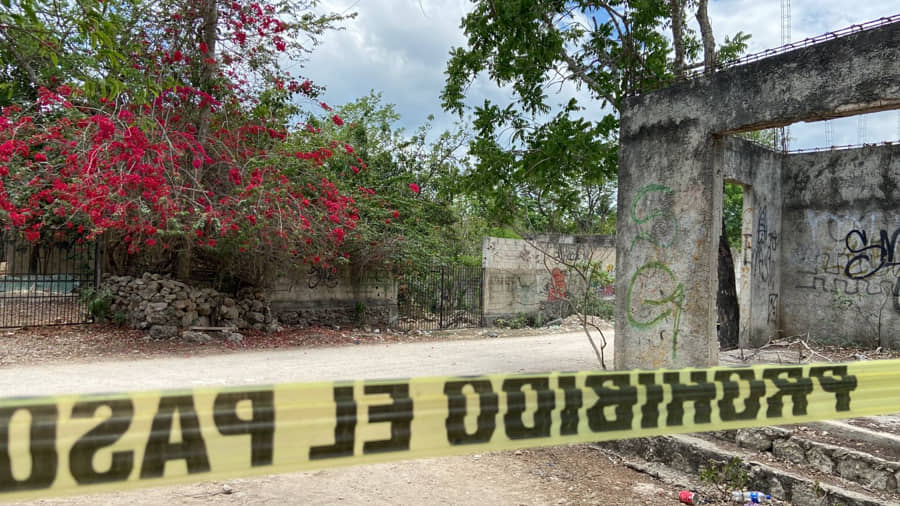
[614,125,722,369]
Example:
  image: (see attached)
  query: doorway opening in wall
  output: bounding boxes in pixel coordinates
[723,111,899,349]
[717,181,745,350]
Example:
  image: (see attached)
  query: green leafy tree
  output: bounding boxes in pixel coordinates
[443,1,750,349]
[312,92,480,269]
[466,99,618,234]
[723,183,744,249]
[443,1,748,236]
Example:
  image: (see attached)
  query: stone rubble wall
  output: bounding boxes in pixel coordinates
[102,273,279,341]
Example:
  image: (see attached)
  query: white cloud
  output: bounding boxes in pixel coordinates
[706,0,900,148]
[302,0,477,137]
[301,0,899,148]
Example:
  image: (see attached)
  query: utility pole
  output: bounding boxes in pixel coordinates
[776,0,791,151]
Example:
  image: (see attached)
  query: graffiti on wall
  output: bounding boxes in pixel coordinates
[547,268,566,301]
[307,266,339,289]
[767,293,778,324]
[626,183,684,357]
[626,261,685,343]
[796,223,900,329]
[895,278,900,313]
[796,268,896,296]
[844,228,900,280]
[629,184,678,252]
[754,206,778,286]
[843,227,900,316]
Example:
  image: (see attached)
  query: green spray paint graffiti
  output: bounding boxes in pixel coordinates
[627,183,684,358]
[626,261,685,357]
[629,183,678,251]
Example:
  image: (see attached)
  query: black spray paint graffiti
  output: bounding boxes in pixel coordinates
[844,228,900,280]
[894,278,900,313]
[767,293,778,324]
[626,183,684,358]
[307,266,339,289]
[754,206,778,285]
[842,227,900,316]
[797,273,896,297]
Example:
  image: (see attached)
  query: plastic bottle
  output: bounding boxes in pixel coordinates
[731,490,770,503]
[678,490,699,504]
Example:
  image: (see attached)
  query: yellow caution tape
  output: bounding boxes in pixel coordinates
[1,359,899,500]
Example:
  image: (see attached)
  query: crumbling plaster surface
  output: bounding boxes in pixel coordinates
[723,137,783,348]
[482,236,615,324]
[780,144,900,348]
[615,22,900,368]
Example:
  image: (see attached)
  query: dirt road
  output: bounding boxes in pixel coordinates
[0,331,607,395]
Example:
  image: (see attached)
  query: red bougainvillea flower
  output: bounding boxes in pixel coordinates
[331,115,344,126]
[409,183,420,194]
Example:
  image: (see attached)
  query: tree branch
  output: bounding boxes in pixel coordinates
[694,0,717,73]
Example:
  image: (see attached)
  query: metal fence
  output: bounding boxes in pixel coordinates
[0,235,99,327]
[396,265,484,331]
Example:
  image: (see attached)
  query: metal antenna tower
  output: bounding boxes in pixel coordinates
[824,121,834,146]
[777,0,791,151]
[781,0,791,44]
[857,116,868,145]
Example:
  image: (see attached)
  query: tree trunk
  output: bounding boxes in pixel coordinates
[694,0,717,73]
[668,0,685,77]
[177,236,192,283]
[717,216,739,350]
[197,0,219,145]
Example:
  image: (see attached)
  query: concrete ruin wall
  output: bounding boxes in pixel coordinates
[723,137,783,348]
[616,21,900,368]
[482,236,615,324]
[268,272,397,327]
[780,144,900,348]
[722,139,900,349]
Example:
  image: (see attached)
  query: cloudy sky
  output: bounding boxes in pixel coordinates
[302,0,899,150]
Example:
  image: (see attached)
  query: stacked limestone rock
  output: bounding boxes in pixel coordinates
[101,273,281,342]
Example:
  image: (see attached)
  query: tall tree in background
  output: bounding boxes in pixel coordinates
[443,1,747,234]
[316,92,479,268]
[443,0,748,345]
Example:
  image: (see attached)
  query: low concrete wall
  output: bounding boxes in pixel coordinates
[268,270,397,328]
[482,236,615,324]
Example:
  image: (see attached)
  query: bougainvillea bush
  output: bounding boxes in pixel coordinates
[0,0,402,286]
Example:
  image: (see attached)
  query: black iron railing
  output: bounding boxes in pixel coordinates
[397,265,484,331]
[0,235,99,328]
